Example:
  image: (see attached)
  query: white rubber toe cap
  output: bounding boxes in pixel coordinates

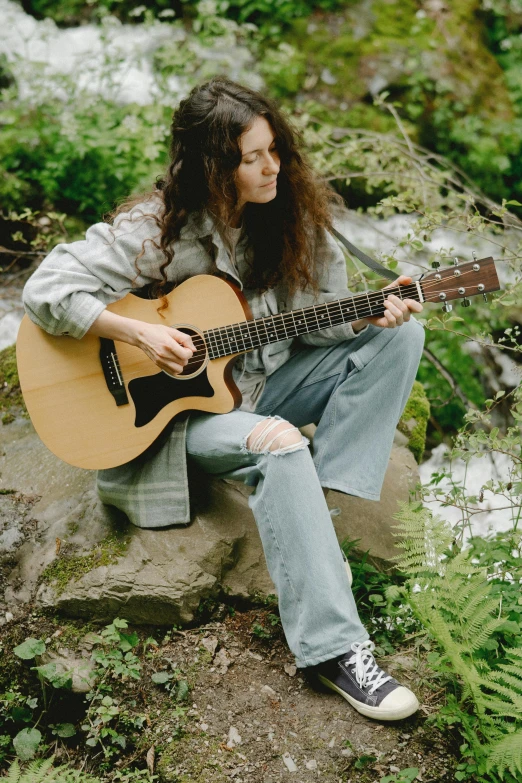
[378,686,420,720]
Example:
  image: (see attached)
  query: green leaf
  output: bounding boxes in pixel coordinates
[32,663,73,689]
[175,679,190,702]
[13,638,46,660]
[152,671,171,684]
[51,722,76,737]
[119,632,139,652]
[13,727,42,760]
[505,200,522,206]
[10,706,33,723]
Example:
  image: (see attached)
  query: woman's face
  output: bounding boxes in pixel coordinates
[235,116,280,210]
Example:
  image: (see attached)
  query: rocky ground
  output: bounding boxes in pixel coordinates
[0,597,459,783]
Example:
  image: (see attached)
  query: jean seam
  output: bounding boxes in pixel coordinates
[259,492,308,666]
[313,374,342,478]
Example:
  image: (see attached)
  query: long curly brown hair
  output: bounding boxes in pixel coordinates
[110,76,344,298]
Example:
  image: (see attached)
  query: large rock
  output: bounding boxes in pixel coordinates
[0,415,419,626]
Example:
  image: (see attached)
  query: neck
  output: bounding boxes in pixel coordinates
[209,203,244,229]
[228,207,244,229]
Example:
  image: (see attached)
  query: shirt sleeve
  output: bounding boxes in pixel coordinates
[22,203,164,340]
[296,227,369,347]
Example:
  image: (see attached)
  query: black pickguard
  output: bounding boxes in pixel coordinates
[128,369,215,427]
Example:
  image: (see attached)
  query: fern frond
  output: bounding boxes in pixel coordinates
[392,502,454,574]
[21,757,56,783]
[480,679,522,711]
[458,581,496,622]
[504,647,522,662]
[494,663,522,682]
[486,730,522,778]
[5,759,21,783]
[467,617,505,652]
[3,758,103,783]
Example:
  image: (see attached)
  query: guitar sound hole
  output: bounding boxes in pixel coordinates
[169,327,207,378]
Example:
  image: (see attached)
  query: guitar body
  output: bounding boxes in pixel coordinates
[16,275,248,470]
[17,256,501,471]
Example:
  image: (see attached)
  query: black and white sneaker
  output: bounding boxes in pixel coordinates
[314,640,419,721]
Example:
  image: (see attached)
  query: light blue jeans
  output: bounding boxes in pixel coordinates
[185,318,425,668]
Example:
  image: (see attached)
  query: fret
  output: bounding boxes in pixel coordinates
[225,323,241,353]
[250,316,263,349]
[214,326,228,356]
[256,315,270,346]
[316,303,334,329]
[288,309,299,339]
[239,324,254,351]
[310,305,321,332]
[292,309,307,333]
[278,312,289,340]
[264,315,279,342]
[206,330,219,360]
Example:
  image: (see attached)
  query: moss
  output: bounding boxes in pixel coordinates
[41,534,130,596]
[397,380,430,463]
[157,735,228,782]
[0,344,26,419]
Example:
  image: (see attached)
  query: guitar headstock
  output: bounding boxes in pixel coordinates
[420,256,500,312]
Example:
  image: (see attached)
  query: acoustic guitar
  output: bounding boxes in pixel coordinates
[16,257,500,470]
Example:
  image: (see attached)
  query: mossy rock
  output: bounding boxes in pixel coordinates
[0,344,26,423]
[41,534,130,597]
[397,380,430,464]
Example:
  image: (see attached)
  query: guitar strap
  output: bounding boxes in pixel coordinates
[329,226,399,282]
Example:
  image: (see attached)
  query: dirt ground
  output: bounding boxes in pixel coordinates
[0,597,460,783]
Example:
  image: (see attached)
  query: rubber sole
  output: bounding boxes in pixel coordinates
[318,674,420,721]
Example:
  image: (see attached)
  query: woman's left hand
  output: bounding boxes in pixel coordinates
[354,275,423,331]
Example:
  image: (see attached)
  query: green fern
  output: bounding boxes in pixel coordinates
[4,757,103,783]
[392,501,522,782]
[486,733,522,779]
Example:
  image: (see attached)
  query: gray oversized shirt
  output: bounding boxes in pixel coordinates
[22,199,368,528]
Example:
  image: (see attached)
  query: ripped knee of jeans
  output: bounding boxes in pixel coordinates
[242,416,308,456]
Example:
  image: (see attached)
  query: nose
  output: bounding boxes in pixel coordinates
[263,153,279,176]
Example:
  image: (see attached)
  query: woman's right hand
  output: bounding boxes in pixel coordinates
[87,311,196,376]
[136,323,196,376]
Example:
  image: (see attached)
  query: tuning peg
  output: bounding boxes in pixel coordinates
[442,302,453,313]
[431,260,440,269]
[483,293,488,303]
[461,298,471,307]
[453,257,459,266]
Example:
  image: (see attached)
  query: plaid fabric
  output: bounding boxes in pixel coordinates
[23,199,367,528]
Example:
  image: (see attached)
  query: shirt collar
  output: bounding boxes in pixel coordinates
[178,209,216,241]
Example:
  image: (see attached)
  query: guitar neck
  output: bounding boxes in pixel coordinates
[204,281,423,359]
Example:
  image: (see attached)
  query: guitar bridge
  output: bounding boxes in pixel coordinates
[99,338,129,407]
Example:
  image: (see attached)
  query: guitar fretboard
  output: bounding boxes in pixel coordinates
[203,282,423,359]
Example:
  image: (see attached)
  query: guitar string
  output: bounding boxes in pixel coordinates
[179,268,490,367]
[199,266,488,354]
[183,268,482,358]
[116,271,494,380]
[116,272,493,380]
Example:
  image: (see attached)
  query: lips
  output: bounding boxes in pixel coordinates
[261,180,277,188]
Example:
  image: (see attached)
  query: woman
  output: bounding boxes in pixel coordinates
[23,76,425,722]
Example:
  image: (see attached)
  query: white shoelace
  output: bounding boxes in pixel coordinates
[346,640,392,695]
